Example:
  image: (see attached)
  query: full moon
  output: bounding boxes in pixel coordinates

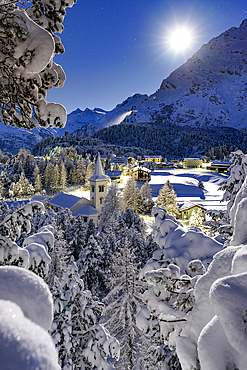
[168,28,192,51]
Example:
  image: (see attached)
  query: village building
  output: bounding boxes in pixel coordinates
[122,164,135,176]
[177,200,206,221]
[105,170,123,183]
[144,155,163,163]
[110,157,128,170]
[183,158,203,168]
[132,166,151,182]
[47,153,109,225]
[206,161,232,173]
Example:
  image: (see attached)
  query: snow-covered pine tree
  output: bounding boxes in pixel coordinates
[140,181,154,214]
[122,176,143,213]
[189,208,204,227]
[198,180,204,191]
[0,171,10,199]
[102,236,148,369]
[8,171,35,198]
[44,162,54,191]
[33,165,43,194]
[156,180,179,217]
[50,258,119,370]
[78,234,105,297]
[219,150,247,217]
[59,162,67,190]
[84,156,95,190]
[100,182,123,231]
[51,164,60,194]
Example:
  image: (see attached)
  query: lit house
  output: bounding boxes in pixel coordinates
[177,201,206,221]
[183,158,203,168]
[48,153,109,225]
[144,155,163,163]
[132,166,151,182]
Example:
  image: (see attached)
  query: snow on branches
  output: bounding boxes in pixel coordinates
[0,0,76,128]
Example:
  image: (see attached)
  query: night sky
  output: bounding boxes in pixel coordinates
[47,0,247,114]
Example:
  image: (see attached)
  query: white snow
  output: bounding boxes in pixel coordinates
[0,266,53,330]
[0,300,59,370]
[149,168,227,211]
[13,9,55,74]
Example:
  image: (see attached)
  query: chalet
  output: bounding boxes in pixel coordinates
[177,201,206,221]
[206,161,232,173]
[183,158,203,168]
[132,166,151,182]
[48,153,109,225]
[122,164,135,176]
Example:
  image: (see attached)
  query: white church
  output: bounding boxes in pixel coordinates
[47,153,110,225]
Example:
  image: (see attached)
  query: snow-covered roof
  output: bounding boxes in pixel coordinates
[49,192,82,209]
[132,166,151,173]
[144,155,162,158]
[31,195,47,202]
[105,170,122,179]
[123,164,135,169]
[88,153,110,182]
[110,157,128,165]
[72,204,100,217]
[6,200,30,209]
[210,161,232,166]
[179,200,206,212]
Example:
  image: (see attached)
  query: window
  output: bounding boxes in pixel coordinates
[92,185,95,193]
[83,217,88,223]
[100,198,103,204]
[99,185,105,192]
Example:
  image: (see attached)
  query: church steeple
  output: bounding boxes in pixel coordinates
[88,153,109,182]
[89,153,109,210]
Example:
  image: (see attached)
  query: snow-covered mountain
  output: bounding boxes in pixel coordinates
[2,18,247,153]
[72,18,247,131]
[125,19,247,128]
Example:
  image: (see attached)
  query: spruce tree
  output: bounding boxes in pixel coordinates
[102,236,148,369]
[100,182,123,231]
[59,162,67,190]
[78,235,105,297]
[44,162,54,191]
[156,180,179,217]
[34,165,43,194]
[140,181,154,214]
[122,176,143,213]
[51,164,60,193]
[50,258,119,370]
[189,208,204,227]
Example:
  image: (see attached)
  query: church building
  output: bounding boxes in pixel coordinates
[47,153,110,225]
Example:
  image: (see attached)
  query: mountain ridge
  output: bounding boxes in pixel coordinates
[1,19,247,153]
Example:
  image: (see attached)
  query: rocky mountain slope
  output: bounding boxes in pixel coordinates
[1,19,247,153]
[122,18,247,128]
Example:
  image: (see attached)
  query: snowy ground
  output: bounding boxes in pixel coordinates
[69,169,228,213]
[147,168,228,211]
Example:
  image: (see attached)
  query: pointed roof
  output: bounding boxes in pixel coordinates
[88,153,110,182]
